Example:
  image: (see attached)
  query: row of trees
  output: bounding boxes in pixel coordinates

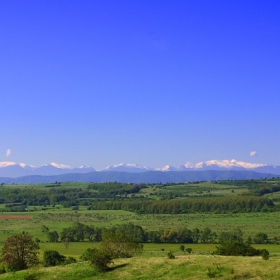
[43,222,274,245]
[87,182,147,196]
[0,183,148,209]
[90,196,274,214]
[0,180,279,212]
[213,179,280,196]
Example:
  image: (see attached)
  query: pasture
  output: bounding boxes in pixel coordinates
[0,180,280,279]
[0,206,280,241]
[1,254,280,279]
[0,207,280,257]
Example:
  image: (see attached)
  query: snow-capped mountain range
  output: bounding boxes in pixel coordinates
[0,162,95,178]
[0,159,280,178]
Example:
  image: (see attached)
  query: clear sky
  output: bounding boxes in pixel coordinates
[1,0,280,169]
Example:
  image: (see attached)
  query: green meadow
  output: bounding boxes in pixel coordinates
[0,179,280,278]
[1,254,280,280]
[1,207,280,243]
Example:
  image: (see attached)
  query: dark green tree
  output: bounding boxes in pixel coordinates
[100,230,142,258]
[253,232,268,244]
[215,242,264,256]
[219,228,243,244]
[186,247,192,254]
[167,251,175,259]
[47,231,59,242]
[179,245,185,253]
[1,234,39,271]
[81,248,113,272]
[43,250,66,267]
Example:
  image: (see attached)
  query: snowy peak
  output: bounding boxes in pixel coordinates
[0,162,18,168]
[156,165,177,171]
[102,163,152,172]
[203,159,266,169]
[182,159,267,170]
[0,159,279,177]
[79,165,92,169]
[0,162,33,168]
[49,162,72,169]
[126,159,278,174]
[0,161,95,177]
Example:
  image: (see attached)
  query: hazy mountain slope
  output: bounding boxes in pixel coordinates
[0,162,95,177]
[1,160,280,178]
[0,170,276,184]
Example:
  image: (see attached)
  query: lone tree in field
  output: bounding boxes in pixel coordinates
[179,245,185,254]
[62,238,70,249]
[100,230,142,258]
[43,250,66,267]
[186,247,192,254]
[81,248,113,272]
[1,234,40,271]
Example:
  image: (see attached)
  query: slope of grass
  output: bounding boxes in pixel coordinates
[0,254,280,280]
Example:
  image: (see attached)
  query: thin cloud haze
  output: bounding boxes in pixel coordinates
[6,149,11,157]
[250,151,257,157]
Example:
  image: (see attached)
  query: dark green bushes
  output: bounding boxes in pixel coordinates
[81,248,113,272]
[214,242,268,257]
[43,250,77,267]
[167,251,175,259]
[43,250,66,266]
[91,196,274,214]
[81,230,142,272]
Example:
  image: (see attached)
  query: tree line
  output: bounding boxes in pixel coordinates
[213,179,280,196]
[42,222,276,245]
[0,183,148,210]
[89,196,274,214]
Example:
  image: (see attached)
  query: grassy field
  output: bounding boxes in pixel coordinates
[0,180,280,279]
[1,254,280,279]
[0,207,280,263]
[0,207,280,242]
[0,241,277,261]
[132,182,249,199]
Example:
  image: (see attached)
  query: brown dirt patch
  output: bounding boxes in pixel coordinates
[0,215,33,219]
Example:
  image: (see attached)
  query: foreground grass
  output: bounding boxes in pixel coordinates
[1,254,280,280]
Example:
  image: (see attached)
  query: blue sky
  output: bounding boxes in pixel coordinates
[1,0,280,169]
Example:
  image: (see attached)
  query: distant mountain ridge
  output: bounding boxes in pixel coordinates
[103,163,153,172]
[0,162,95,177]
[0,170,277,184]
[0,159,280,178]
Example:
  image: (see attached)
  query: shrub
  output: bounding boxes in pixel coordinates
[167,251,175,259]
[64,256,77,265]
[100,231,142,258]
[81,248,113,272]
[214,242,268,257]
[81,248,97,261]
[207,267,218,278]
[0,265,5,274]
[23,273,38,280]
[179,245,185,253]
[186,248,192,254]
[261,249,270,260]
[43,250,66,267]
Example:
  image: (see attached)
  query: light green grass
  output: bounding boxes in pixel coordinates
[1,210,280,243]
[1,254,280,280]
